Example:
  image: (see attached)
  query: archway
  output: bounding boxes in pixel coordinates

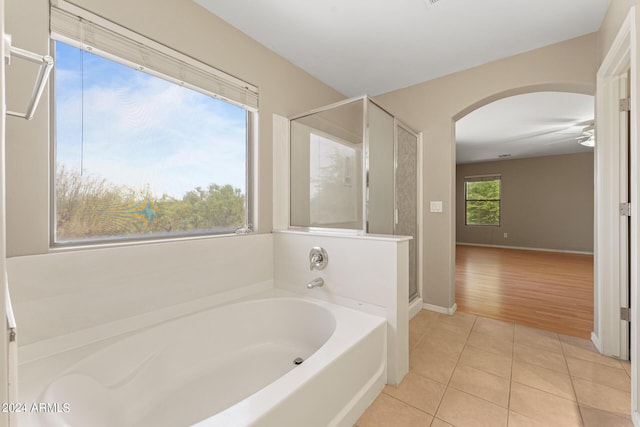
[452,90,595,337]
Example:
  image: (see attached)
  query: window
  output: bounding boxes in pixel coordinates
[465,175,501,226]
[50,4,257,244]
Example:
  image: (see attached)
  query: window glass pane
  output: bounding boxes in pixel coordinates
[465,179,501,226]
[465,201,500,226]
[465,180,500,201]
[54,41,248,243]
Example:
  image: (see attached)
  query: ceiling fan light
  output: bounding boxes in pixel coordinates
[579,122,595,147]
[580,137,595,147]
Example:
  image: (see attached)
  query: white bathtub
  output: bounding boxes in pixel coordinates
[17,291,386,427]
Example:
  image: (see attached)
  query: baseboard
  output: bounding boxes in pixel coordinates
[456,242,593,255]
[591,331,603,353]
[423,302,457,315]
[409,297,423,320]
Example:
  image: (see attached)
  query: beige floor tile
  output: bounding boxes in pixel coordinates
[436,311,476,327]
[511,359,575,401]
[409,327,426,352]
[621,360,631,378]
[357,393,433,427]
[448,311,478,322]
[410,346,459,384]
[466,330,513,356]
[566,356,630,392]
[509,382,582,426]
[580,405,634,427]
[561,341,623,369]
[458,344,512,379]
[436,388,507,427]
[417,328,468,358]
[507,410,549,427]
[430,418,455,427]
[559,333,598,352]
[514,324,562,354]
[472,317,515,340]
[515,323,558,337]
[572,377,631,416]
[449,364,510,407]
[410,309,440,333]
[384,372,446,415]
[513,343,568,374]
[429,316,475,338]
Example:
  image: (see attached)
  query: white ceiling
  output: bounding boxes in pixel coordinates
[195,0,610,97]
[455,92,594,164]
[195,0,607,162]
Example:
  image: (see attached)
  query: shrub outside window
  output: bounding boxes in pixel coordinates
[465,176,501,226]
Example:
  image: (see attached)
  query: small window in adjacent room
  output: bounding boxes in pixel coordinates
[50,5,258,245]
[464,175,501,226]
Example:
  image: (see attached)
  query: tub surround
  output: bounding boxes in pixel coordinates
[273,230,410,385]
[7,233,273,346]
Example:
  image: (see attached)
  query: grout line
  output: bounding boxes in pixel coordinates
[379,392,434,417]
[429,313,478,419]
[560,337,586,426]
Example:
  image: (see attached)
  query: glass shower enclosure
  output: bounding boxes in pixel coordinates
[289,96,420,301]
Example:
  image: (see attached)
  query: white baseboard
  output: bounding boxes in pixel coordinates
[423,302,457,315]
[409,298,423,320]
[591,331,603,353]
[456,242,593,255]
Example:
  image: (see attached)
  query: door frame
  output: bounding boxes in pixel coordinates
[595,5,639,421]
[0,0,7,422]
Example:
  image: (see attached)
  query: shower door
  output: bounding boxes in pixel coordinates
[395,123,419,301]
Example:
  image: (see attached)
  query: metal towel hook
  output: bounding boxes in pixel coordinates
[4,34,55,120]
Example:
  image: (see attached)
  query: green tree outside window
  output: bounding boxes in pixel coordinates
[465,178,500,226]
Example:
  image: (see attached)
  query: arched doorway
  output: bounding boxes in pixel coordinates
[453,91,595,338]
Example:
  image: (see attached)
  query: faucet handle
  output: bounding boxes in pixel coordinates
[309,247,328,271]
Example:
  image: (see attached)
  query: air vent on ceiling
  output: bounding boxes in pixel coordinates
[423,0,442,8]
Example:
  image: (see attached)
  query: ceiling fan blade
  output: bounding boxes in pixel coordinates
[511,119,594,142]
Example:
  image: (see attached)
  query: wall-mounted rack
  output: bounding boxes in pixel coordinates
[4,34,54,120]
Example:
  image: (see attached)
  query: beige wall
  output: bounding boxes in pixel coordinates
[376,33,598,309]
[456,153,594,253]
[5,0,345,257]
[598,0,640,61]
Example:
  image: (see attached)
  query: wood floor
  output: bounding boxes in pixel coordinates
[455,245,594,338]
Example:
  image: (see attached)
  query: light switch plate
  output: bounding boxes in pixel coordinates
[430,201,443,213]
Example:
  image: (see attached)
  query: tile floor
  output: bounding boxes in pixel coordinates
[356,310,632,427]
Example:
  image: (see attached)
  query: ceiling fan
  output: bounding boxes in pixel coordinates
[542,120,595,147]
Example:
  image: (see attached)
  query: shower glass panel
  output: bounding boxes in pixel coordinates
[366,100,395,234]
[290,100,364,229]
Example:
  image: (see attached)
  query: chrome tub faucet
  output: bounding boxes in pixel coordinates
[307,277,324,289]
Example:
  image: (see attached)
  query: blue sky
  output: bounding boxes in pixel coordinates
[54,41,247,199]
